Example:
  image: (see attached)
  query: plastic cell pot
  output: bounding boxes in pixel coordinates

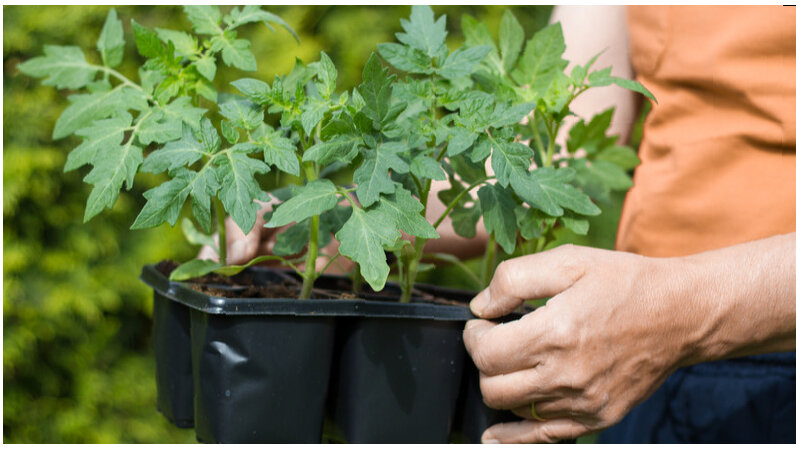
[151,291,194,428]
[331,282,476,444]
[190,310,336,443]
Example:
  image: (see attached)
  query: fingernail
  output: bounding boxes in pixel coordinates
[464,319,480,330]
[483,438,500,444]
[470,288,491,316]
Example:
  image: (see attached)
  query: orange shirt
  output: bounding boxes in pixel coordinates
[617,6,796,257]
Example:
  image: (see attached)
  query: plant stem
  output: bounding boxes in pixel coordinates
[432,176,495,230]
[299,161,320,299]
[214,196,227,266]
[400,237,427,303]
[299,214,319,299]
[480,234,497,288]
[351,264,363,294]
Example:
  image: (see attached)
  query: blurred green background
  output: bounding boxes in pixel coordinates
[3,5,630,443]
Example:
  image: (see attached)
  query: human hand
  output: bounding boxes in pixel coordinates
[463,244,699,443]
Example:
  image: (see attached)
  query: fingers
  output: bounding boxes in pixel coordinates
[482,418,588,444]
[463,316,547,375]
[470,244,589,319]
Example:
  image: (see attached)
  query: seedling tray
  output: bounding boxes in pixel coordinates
[142,263,527,443]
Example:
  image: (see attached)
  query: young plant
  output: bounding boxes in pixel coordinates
[457,9,655,265]
[368,6,655,294]
[18,6,300,277]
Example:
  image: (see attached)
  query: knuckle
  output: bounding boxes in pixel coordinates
[470,346,496,374]
[480,378,511,409]
[537,423,563,443]
[492,261,514,293]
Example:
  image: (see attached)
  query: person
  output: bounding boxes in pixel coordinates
[202,5,796,443]
[461,5,796,444]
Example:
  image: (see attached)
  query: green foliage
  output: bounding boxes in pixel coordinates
[6,5,644,443]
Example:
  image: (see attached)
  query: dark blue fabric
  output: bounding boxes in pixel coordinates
[598,352,796,444]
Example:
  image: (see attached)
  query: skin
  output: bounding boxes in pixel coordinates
[463,235,796,443]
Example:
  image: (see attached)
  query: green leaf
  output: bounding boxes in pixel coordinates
[300,97,329,135]
[314,51,337,99]
[224,5,299,42]
[194,53,217,81]
[499,10,524,73]
[137,112,182,145]
[449,153,486,184]
[82,140,143,222]
[572,158,633,192]
[461,15,501,73]
[589,68,657,103]
[155,28,198,57]
[194,117,220,153]
[354,142,410,207]
[141,126,208,174]
[18,45,100,90]
[446,128,478,156]
[410,155,446,181]
[65,113,132,172]
[511,23,568,98]
[215,150,270,233]
[450,204,481,239]
[303,134,362,167]
[169,259,223,281]
[438,46,492,80]
[232,78,271,105]
[560,213,589,236]
[514,167,601,217]
[490,138,534,187]
[396,5,447,60]
[182,217,217,249]
[489,102,535,128]
[131,170,194,229]
[184,5,222,35]
[220,120,239,144]
[53,86,146,140]
[376,186,438,239]
[210,31,256,71]
[266,179,339,228]
[132,165,220,230]
[376,43,433,74]
[567,108,616,155]
[594,145,640,171]
[160,96,207,131]
[131,20,166,60]
[188,166,222,233]
[335,207,400,291]
[97,9,125,68]
[320,204,352,234]
[478,184,517,254]
[358,53,396,126]
[219,99,263,130]
[251,124,299,176]
[273,220,311,256]
[515,206,555,240]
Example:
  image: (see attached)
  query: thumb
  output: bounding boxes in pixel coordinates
[470,244,588,318]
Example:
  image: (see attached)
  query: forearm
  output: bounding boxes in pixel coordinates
[552,5,639,145]
[664,233,796,366]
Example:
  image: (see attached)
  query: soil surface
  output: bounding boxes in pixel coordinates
[156,260,535,317]
[155,260,475,307]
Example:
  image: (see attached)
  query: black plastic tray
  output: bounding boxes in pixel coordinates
[141,264,477,321]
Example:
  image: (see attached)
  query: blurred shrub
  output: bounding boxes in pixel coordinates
[3,5,556,443]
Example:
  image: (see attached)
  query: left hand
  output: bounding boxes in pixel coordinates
[463,244,699,443]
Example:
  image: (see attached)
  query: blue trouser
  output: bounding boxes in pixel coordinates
[598,352,796,443]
